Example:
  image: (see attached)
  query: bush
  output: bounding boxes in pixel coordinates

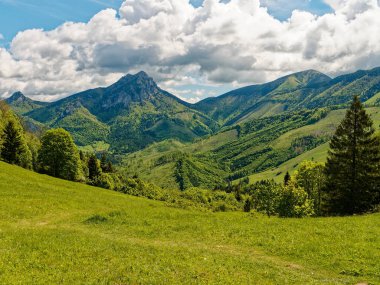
[278,182,314,218]
[92,173,115,190]
[252,180,281,217]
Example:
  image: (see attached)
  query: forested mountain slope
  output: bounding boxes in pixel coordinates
[23,72,217,151]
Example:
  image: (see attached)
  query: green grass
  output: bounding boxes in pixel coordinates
[0,162,379,284]
[248,143,329,183]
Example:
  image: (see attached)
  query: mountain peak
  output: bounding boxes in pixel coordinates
[117,71,153,84]
[135,70,149,78]
[274,69,331,89]
[7,91,28,102]
[292,69,331,83]
[110,71,158,92]
[101,71,164,109]
[5,91,47,115]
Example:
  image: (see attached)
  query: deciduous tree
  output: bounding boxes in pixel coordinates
[38,128,82,181]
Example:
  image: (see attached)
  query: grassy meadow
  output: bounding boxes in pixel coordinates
[0,162,379,284]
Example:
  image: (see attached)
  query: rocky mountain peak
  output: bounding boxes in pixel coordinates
[7,91,28,103]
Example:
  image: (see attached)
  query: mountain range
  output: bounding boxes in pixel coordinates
[5,67,380,153]
[4,67,380,189]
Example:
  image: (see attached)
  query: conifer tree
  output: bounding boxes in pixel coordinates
[107,161,114,173]
[88,154,102,181]
[284,172,291,186]
[100,152,108,172]
[324,96,380,214]
[1,120,22,164]
[100,152,114,173]
[244,198,252,212]
[1,119,32,168]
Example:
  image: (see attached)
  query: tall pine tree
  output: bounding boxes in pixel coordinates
[1,120,22,164]
[1,119,32,168]
[88,154,102,181]
[324,96,380,214]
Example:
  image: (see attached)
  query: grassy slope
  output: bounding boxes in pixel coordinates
[249,107,380,182]
[0,162,379,284]
[123,130,238,188]
[249,143,330,183]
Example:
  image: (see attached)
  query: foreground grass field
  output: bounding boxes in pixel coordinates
[0,162,379,284]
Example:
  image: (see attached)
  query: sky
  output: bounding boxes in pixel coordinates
[0,0,379,102]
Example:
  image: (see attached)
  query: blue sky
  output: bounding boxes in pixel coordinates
[0,0,124,42]
[0,0,332,43]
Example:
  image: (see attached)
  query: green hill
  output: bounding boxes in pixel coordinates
[6,67,380,189]
[0,161,379,284]
[194,70,332,125]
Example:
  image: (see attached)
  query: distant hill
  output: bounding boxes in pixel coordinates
[194,67,380,125]
[5,92,48,115]
[123,105,380,190]
[194,70,332,125]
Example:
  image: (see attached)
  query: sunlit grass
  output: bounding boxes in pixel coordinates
[0,162,379,284]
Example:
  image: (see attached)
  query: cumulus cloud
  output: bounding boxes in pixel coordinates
[0,0,380,102]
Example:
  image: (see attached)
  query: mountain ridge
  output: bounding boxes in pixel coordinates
[4,67,380,153]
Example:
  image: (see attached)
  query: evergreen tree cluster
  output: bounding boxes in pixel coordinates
[79,151,116,188]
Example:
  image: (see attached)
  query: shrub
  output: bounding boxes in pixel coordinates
[252,180,281,217]
[278,182,314,218]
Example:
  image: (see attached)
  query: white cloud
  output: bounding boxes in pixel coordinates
[324,0,378,19]
[1,0,380,101]
[0,33,3,40]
